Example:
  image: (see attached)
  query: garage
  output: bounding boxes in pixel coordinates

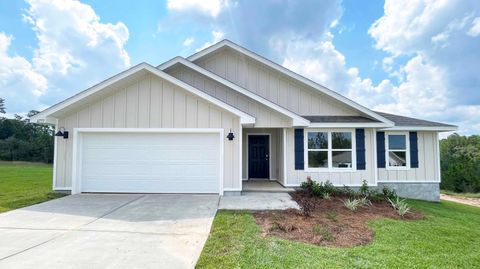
[72,129,223,194]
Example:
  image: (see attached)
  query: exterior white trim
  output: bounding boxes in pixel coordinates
[159,57,309,127]
[71,128,225,195]
[52,187,72,191]
[187,40,394,127]
[246,133,272,180]
[282,128,287,185]
[52,118,59,190]
[303,128,357,172]
[373,128,378,185]
[380,126,457,131]
[309,122,390,128]
[223,188,242,191]
[436,133,441,183]
[31,63,255,125]
[385,131,410,171]
[238,122,243,190]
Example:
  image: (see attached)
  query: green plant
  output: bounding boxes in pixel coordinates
[338,185,356,198]
[323,192,331,200]
[323,180,336,195]
[313,224,333,241]
[358,196,372,207]
[382,186,397,200]
[343,198,361,211]
[300,176,314,193]
[326,211,337,222]
[359,179,369,197]
[388,197,411,217]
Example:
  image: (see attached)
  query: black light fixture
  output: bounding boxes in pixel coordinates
[55,127,69,139]
[226,129,235,141]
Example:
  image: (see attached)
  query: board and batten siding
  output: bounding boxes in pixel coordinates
[167,65,292,128]
[194,48,361,117]
[285,128,376,186]
[378,132,440,182]
[54,74,241,191]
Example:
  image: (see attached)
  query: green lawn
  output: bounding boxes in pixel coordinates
[0,161,66,213]
[197,200,480,269]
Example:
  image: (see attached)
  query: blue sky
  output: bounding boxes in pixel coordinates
[1,0,479,134]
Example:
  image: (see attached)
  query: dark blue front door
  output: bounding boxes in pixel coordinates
[248,135,269,178]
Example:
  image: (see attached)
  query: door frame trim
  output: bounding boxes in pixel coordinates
[71,128,224,195]
[246,133,271,180]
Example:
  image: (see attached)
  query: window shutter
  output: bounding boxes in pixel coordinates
[409,132,419,168]
[355,129,366,170]
[294,129,304,170]
[376,131,386,168]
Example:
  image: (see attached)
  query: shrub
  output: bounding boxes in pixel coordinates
[313,224,333,241]
[338,185,356,198]
[359,179,369,197]
[300,176,314,193]
[323,180,336,195]
[323,192,331,200]
[343,198,361,211]
[382,186,397,200]
[358,196,372,207]
[300,178,336,198]
[299,197,316,217]
[388,197,411,217]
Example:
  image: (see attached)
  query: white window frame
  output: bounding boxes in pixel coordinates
[304,129,356,172]
[385,132,410,170]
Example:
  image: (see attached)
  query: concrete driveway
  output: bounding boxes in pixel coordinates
[0,194,219,269]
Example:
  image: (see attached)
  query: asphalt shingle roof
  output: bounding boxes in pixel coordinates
[374,111,456,127]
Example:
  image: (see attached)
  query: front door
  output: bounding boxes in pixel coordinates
[248,135,270,179]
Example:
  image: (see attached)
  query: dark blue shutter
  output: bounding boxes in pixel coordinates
[355,129,366,170]
[376,131,386,168]
[409,132,419,168]
[294,129,304,170]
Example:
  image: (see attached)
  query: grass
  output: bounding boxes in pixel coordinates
[0,161,66,213]
[441,190,480,199]
[197,201,480,268]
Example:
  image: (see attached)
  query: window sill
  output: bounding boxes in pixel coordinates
[305,168,357,173]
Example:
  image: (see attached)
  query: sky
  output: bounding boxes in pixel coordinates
[0,0,479,135]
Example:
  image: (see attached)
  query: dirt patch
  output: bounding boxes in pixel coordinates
[253,191,423,247]
[441,194,480,207]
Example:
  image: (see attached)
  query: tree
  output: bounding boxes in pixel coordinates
[0,98,5,114]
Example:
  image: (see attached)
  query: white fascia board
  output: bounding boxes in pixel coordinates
[379,126,458,132]
[30,62,255,125]
[309,122,391,128]
[187,40,395,127]
[159,57,309,127]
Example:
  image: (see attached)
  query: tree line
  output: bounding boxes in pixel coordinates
[0,98,54,163]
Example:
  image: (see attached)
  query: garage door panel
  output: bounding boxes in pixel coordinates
[78,131,221,193]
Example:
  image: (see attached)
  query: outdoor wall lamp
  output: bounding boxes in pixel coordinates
[227,129,235,141]
[55,127,69,139]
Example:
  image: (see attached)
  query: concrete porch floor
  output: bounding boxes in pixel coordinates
[242,180,295,193]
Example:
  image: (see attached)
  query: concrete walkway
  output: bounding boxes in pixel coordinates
[440,194,480,207]
[219,192,300,210]
[0,194,219,269]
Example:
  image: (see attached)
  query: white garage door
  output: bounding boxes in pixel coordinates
[77,131,221,193]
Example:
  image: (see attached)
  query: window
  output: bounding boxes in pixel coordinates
[307,130,354,170]
[386,134,409,168]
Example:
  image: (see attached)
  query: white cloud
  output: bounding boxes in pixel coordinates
[167,0,228,17]
[0,0,131,114]
[196,30,224,51]
[182,37,195,46]
[0,32,48,112]
[467,17,480,36]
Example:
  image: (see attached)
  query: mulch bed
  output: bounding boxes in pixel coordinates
[253,191,424,247]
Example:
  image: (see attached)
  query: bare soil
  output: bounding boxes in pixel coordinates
[440,194,480,207]
[253,191,423,247]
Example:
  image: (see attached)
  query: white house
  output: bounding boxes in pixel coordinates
[31,40,457,201]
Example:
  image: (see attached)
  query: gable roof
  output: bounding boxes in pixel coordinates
[158,57,310,126]
[375,112,457,131]
[31,63,255,125]
[187,39,395,127]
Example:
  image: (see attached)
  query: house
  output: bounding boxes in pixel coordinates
[31,40,457,201]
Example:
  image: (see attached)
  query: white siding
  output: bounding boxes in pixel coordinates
[285,128,376,186]
[195,48,361,117]
[167,65,292,128]
[378,132,440,182]
[54,74,241,191]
